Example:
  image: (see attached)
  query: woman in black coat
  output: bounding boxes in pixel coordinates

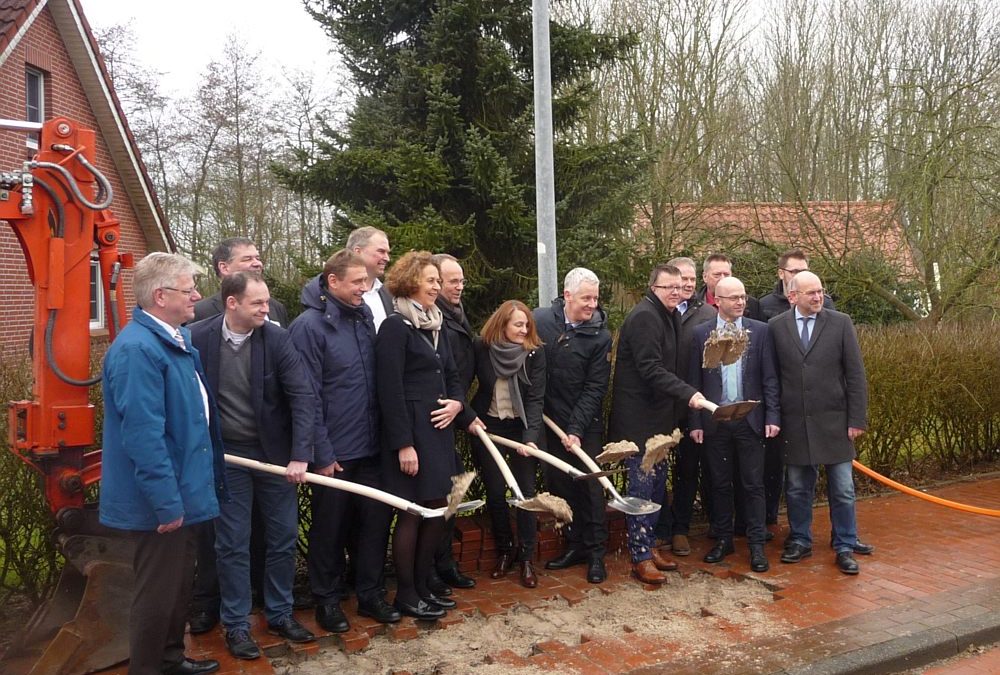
[376,251,466,620]
[461,300,546,588]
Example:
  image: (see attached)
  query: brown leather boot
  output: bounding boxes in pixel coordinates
[520,560,537,588]
[651,549,679,572]
[490,552,513,579]
[631,560,666,584]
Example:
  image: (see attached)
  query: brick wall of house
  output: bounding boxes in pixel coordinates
[0,6,149,361]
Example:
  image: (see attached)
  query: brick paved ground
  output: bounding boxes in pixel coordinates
[100,474,1000,674]
[921,642,1000,674]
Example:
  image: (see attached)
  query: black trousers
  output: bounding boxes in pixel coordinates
[127,525,197,675]
[308,456,392,605]
[470,416,537,560]
[543,427,608,557]
[434,448,473,573]
[763,436,784,524]
[703,419,767,546]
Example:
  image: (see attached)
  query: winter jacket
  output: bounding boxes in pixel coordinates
[100,308,226,531]
[532,298,612,438]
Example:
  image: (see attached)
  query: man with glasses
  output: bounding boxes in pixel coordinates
[609,264,705,585]
[689,277,780,573]
[770,272,869,575]
[760,249,835,320]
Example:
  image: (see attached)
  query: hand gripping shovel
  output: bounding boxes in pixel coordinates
[225,454,483,518]
[694,398,759,422]
[472,427,572,522]
[541,415,661,516]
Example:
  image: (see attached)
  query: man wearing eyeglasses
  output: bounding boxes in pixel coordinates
[759,249,835,320]
[769,271,869,575]
[609,264,706,585]
[689,276,780,573]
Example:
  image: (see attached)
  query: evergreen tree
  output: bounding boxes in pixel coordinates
[281,0,643,321]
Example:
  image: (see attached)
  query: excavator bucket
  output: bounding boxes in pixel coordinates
[2,533,133,675]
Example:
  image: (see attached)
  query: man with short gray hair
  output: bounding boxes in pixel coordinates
[101,252,225,675]
[347,226,393,330]
[534,268,612,583]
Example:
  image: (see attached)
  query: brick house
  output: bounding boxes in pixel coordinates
[0,0,170,358]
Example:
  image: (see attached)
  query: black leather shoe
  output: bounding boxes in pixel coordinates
[421,592,457,609]
[268,615,315,643]
[357,597,402,624]
[187,610,218,635]
[703,539,735,564]
[426,572,454,597]
[224,629,260,660]
[439,566,476,588]
[586,556,607,584]
[315,604,350,633]
[545,548,588,570]
[780,542,813,564]
[853,540,875,555]
[394,598,446,620]
[162,658,220,675]
[749,545,770,573]
[836,551,860,575]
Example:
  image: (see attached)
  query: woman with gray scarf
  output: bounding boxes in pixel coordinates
[462,300,547,587]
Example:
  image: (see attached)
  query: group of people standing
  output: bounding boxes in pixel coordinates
[98,230,869,674]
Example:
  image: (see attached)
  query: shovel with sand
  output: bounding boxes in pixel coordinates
[542,415,662,516]
[472,427,573,523]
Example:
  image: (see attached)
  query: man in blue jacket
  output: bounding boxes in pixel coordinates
[189,272,316,658]
[289,249,401,633]
[100,253,225,675]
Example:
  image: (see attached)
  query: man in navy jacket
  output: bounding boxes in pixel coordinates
[189,272,316,658]
[289,250,401,633]
[689,276,781,573]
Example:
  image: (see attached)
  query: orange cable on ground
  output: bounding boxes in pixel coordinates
[852,460,1000,518]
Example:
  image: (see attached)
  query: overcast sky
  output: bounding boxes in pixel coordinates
[79,0,339,96]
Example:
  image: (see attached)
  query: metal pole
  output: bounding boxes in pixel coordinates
[532,0,558,307]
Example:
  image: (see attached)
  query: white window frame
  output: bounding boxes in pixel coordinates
[90,253,105,330]
[25,67,44,150]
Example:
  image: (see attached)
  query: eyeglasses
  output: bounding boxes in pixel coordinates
[162,286,198,296]
[794,289,825,297]
[652,285,683,293]
[715,294,748,302]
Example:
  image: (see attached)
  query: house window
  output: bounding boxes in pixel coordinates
[25,67,45,150]
[90,253,105,329]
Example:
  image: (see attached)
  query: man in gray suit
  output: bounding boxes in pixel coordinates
[769,271,869,575]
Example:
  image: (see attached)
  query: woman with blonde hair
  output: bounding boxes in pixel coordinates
[461,300,546,587]
[376,251,466,620]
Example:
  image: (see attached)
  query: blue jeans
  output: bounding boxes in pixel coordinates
[625,450,668,563]
[215,443,299,631]
[785,461,857,552]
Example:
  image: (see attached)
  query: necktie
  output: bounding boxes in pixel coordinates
[174,329,186,350]
[722,322,738,401]
[800,317,811,348]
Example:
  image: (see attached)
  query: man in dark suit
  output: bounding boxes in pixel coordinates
[193,238,289,326]
[187,237,288,635]
[347,226,394,331]
[609,263,705,585]
[189,272,316,658]
[769,271,869,575]
[689,277,781,573]
[427,253,477,592]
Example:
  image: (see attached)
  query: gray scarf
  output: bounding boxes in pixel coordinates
[489,341,532,428]
[394,298,443,349]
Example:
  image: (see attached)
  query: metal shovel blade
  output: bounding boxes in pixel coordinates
[453,499,485,514]
[711,400,759,422]
[609,495,661,515]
